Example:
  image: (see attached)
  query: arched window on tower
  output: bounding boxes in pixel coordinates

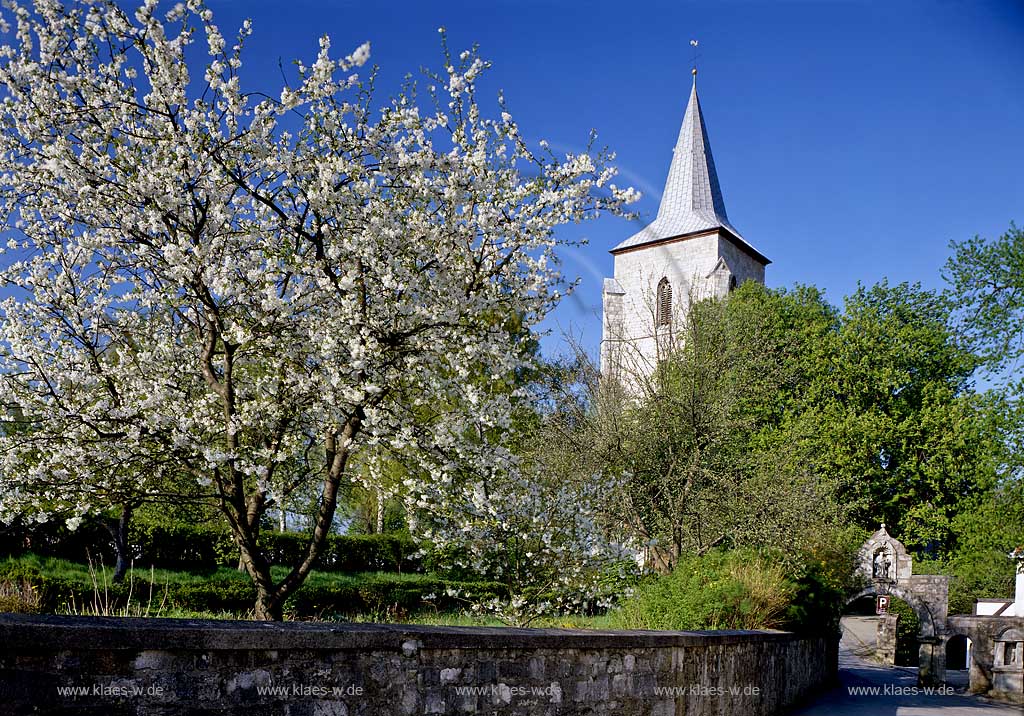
[729,275,738,292]
[656,278,672,326]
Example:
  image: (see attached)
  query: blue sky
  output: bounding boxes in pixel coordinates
[138,1,1024,357]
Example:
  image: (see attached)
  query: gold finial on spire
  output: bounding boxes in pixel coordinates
[690,39,700,81]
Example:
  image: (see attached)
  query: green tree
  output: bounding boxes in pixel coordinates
[801,282,999,551]
[945,223,1024,386]
[940,460,1024,613]
[592,282,842,572]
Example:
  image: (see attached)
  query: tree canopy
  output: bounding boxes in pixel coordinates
[946,223,1024,386]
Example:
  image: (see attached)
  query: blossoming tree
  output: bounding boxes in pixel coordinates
[0,0,635,619]
[409,453,635,626]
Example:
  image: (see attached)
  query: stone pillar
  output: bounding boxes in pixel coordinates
[918,636,945,686]
[1013,569,1024,617]
[970,643,992,694]
[876,614,899,665]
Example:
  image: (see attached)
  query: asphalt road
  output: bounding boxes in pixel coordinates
[791,622,1023,716]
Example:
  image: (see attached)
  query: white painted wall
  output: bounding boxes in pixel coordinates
[600,230,766,380]
[1013,569,1024,616]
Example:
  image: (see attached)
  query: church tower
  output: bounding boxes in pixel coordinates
[600,72,770,379]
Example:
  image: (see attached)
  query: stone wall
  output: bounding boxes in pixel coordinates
[948,615,1024,702]
[0,614,836,715]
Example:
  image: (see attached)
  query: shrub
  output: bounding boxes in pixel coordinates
[611,550,796,631]
[890,598,920,666]
[0,563,43,613]
[257,531,421,574]
[129,522,238,570]
[0,561,78,613]
[169,580,255,615]
[783,563,848,634]
[284,575,506,620]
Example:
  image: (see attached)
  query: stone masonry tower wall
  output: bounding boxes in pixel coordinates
[601,73,769,381]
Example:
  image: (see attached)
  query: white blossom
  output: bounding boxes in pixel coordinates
[0,0,635,618]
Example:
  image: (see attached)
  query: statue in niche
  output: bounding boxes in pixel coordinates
[873,546,894,582]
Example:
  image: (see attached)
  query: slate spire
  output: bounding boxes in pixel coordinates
[656,72,734,232]
[611,72,760,258]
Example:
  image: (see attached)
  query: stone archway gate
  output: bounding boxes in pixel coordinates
[849,525,950,685]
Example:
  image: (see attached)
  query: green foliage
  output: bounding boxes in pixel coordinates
[247,531,422,574]
[517,264,1013,622]
[0,562,43,613]
[610,550,796,631]
[599,282,843,571]
[950,474,1024,561]
[0,518,117,564]
[889,598,920,666]
[553,276,1000,576]
[909,474,1024,615]
[128,522,238,570]
[284,574,506,621]
[945,222,1024,383]
[855,450,1022,622]
[799,281,999,551]
[947,552,1016,616]
[0,559,79,614]
[784,525,868,632]
[344,494,408,536]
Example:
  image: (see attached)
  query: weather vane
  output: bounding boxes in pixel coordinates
[690,39,700,79]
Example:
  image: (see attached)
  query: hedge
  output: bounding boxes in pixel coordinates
[284,576,507,619]
[0,561,503,619]
[0,521,423,574]
[249,530,422,574]
[0,521,116,565]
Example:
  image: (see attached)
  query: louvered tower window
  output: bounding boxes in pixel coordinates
[656,278,672,326]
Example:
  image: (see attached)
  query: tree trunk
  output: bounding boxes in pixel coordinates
[227,413,362,621]
[254,589,284,621]
[237,515,262,571]
[375,487,384,534]
[647,543,675,575]
[105,504,134,582]
[235,534,282,620]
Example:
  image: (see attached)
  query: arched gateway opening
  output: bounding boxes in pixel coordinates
[946,633,972,671]
[843,592,922,666]
[943,632,974,690]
